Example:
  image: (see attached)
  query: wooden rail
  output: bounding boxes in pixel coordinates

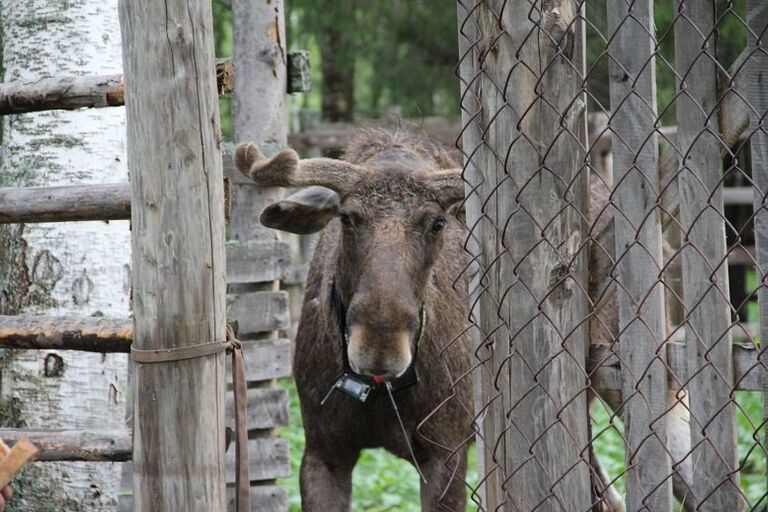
[0,316,132,352]
[0,60,233,116]
[0,183,130,224]
[0,429,131,462]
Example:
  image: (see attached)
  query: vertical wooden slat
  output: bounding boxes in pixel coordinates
[119,0,227,509]
[673,1,741,509]
[606,1,673,510]
[746,0,768,502]
[459,1,591,509]
[230,1,291,510]
[455,2,499,508]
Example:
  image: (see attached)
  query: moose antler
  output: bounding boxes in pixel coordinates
[417,168,465,208]
[234,143,367,194]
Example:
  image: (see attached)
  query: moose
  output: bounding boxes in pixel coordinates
[235,128,694,511]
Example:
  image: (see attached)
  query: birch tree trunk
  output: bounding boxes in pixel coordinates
[0,1,129,510]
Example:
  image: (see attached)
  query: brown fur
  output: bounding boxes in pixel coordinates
[293,130,473,511]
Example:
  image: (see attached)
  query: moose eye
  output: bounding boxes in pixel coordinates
[339,213,353,227]
[431,218,446,234]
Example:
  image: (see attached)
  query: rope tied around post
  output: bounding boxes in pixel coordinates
[130,325,250,512]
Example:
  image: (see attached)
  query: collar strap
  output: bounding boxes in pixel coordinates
[324,278,424,404]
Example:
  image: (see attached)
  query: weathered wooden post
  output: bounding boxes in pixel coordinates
[607,0,672,509]
[225,0,292,509]
[746,0,768,501]
[118,0,227,509]
[673,2,740,509]
[456,1,592,509]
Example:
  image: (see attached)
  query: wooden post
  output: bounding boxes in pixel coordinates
[455,2,496,508]
[118,0,227,510]
[457,2,591,509]
[228,0,291,508]
[606,1,673,510]
[746,0,768,502]
[673,2,741,509]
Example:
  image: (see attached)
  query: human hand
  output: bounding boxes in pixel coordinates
[0,486,13,511]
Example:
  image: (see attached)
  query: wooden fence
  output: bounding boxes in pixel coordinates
[455,1,768,511]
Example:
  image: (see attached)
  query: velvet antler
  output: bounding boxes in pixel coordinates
[234,143,367,194]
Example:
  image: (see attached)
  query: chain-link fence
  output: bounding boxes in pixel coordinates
[445,1,768,510]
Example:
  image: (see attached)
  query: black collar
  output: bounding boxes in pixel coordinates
[321,279,424,404]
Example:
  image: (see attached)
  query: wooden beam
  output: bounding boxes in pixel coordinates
[607,0,672,508]
[0,429,131,462]
[120,0,228,509]
[0,60,233,116]
[0,316,131,352]
[591,342,763,392]
[0,183,130,224]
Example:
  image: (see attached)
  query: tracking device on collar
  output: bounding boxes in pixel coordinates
[321,278,425,405]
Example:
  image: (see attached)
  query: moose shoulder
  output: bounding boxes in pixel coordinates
[235,129,474,511]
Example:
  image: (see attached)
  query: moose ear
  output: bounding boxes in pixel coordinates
[260,186,340,235]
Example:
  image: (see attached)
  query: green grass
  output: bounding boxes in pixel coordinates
[280,379,766,509]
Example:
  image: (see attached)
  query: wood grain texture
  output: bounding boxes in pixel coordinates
[0,315,132,352]
[0,183,130,224]
[606,1,673,509]
[226,240,291,284]
[225,438,290,483]
[226,388,289,431]
[226,339,292,382]
[119,0,227,509]
[226,484,287,512]
[457,1,591,509]
[455,4,498,505]
[746,0,768,503]
[0,429,129,462]
[227,291,290,335]
[673,3,741,509]
[0,60,233,116]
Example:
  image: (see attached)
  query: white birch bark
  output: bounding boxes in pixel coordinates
[0,1,129,510]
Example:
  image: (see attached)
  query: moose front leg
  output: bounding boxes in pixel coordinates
[418,447,468,512]
[299,448,359,512]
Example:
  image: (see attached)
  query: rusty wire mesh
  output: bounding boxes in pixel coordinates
[441,1,768,510]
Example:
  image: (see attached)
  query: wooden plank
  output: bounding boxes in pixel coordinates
[746,0,768,502]
[674,3,741,508]
[226,240,291,284]
[0,315,131,352]
[0,60,233,116]
[119,0,228,510]
[227,484,287,512]
[0,429,131,462]
[0,183,130,224]
[225,438,290,483]
[227,291,290,335]
[225,388,289,430]
[227,339,292,382]
[606,0,673,509]
[459,2,591,509]
[455,2,497,506]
